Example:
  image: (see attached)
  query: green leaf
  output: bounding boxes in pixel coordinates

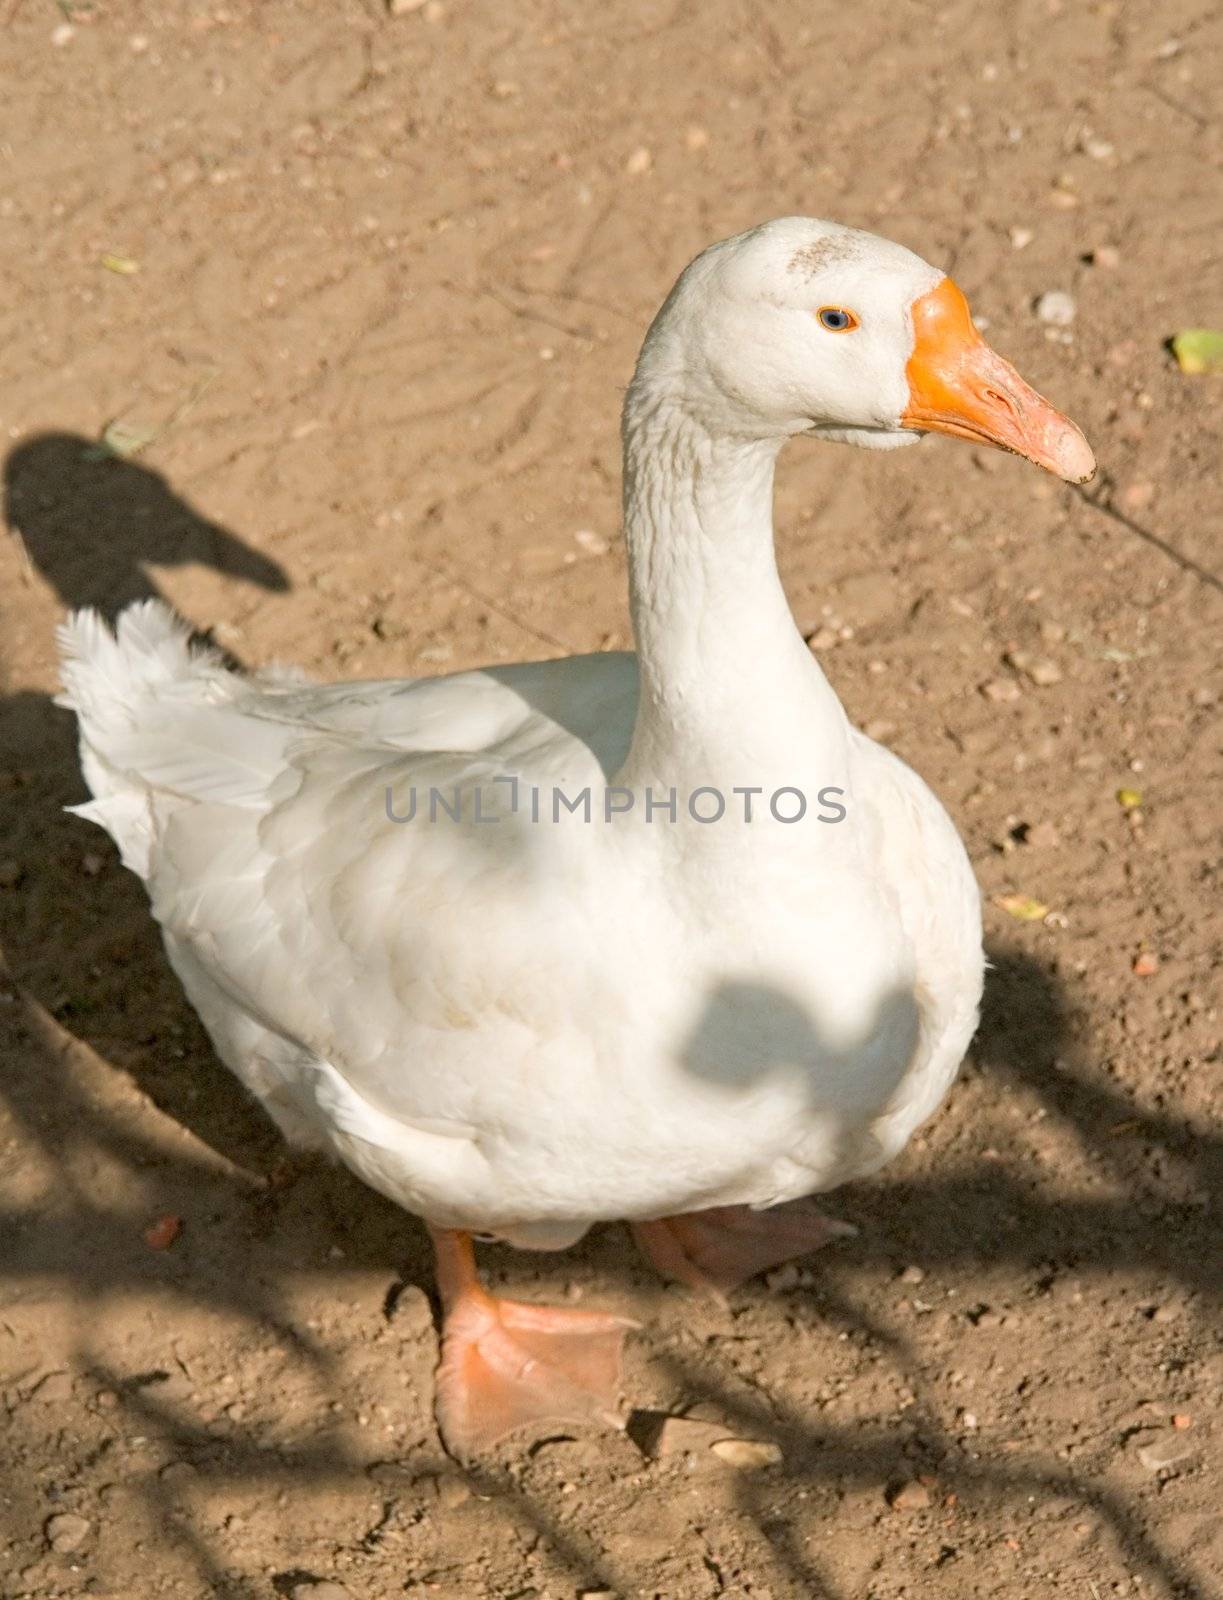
[1171,329,1223,375]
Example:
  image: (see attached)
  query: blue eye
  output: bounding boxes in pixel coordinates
[817,306,858,331]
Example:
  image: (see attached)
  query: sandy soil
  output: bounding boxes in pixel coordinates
[1,2,1220,1598]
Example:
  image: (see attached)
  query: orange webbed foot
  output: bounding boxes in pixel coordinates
[428,1227,637,1459]
[632,1198,856,1301]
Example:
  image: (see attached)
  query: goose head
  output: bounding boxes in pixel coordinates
[633,217,1095,483]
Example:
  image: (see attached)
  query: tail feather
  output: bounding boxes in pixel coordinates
[57,601,292,876]
[55,600,220,724]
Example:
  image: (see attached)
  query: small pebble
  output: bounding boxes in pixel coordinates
[630,1411,726,1459]
[899,1264,925,1285]
[1089,245,1121,269]
[290,1584,352,1600]
[51,22,75,46]
[1009,226,1034,250]
[1119,480,1154,514]
[1023,820,1060,850]
[710,1438,783,1469]
[436,1477,471,1509]
[981,679,1021,703]
[625,146,653,175]
[1035,291,1076,327]
[1132,951,1160,978]
[1005,649,1062,687]
[46,1513,91,1553]
[764,1261,802,1291]
[573,529,608,554]
[371,614,409,642]
[889,1480,932,1511]
[387,0,428,12]
[144,1214,182,1250]
[685,126,709,151]
[1134,1432,1196,1472]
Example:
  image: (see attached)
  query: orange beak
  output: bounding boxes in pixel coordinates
[901,278,1095,484]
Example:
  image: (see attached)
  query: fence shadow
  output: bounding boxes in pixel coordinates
[1,913,1216,1595]
[1,441,1213,1599]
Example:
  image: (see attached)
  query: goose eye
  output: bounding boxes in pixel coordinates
[817,306,859,332]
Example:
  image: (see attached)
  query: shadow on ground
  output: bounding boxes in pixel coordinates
[0,445,1215,1599]
[1,785,1216,1599]
[3,431,287,625]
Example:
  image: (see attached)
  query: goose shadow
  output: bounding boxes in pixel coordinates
[0,434,292,1172]
[3,430,288,625]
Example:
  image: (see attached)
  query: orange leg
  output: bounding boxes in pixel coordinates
[632,1199,857,1302]
[428,1226,638,1459]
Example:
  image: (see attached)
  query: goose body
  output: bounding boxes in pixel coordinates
[59,218,1093,1452]
[60,617,979,1239]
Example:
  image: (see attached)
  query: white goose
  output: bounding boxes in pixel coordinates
[59,218,1093,1458]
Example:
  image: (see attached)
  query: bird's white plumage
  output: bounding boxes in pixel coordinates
[58,218,984,1249]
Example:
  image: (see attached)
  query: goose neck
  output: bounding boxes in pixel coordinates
[618,392,846,788]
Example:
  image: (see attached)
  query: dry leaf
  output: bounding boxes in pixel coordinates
[994,893,1049,922]
[84,421,157,461]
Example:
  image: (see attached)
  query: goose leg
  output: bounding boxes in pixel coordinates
[428,1225,638,1459]
[631,1199,857,1301]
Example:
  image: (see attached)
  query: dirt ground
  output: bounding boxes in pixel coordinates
[0,2,1219,1597]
